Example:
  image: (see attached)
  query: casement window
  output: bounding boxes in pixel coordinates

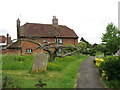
[26,49,33,54]
[55,38,63,44]
[59,39,63,44]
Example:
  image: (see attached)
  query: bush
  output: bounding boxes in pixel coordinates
[94,58,104,67]
[102,79,120,88]
[95,52,104,58]
[62,45,77,53]
[104,52,112,56]
[89,48,96,56]
[99,56,120,80]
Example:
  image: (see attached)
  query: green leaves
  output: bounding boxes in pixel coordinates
[100,56,120,81]
[101,23,119,54]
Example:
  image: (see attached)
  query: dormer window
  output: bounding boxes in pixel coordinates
[26,49,33,54]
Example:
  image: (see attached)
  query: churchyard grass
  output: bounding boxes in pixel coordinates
[2,53,88,88]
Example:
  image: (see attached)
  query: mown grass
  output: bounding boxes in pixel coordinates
[2,55,34,70]
[2,53,88,88]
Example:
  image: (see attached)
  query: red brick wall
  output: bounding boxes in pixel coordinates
[4,38,78,55]
[21,38,78,45]
[63,38,78,45]
[20,38,78,55]
[2,49,21,55]
[21,40,40,55]
[74,39,78,45]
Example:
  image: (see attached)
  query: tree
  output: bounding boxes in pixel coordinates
[13,39,80,61]
[80,37,92,48]
[101,23,119,54]
[77,41,87,53]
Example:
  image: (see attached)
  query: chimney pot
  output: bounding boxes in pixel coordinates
[52,16,58,26]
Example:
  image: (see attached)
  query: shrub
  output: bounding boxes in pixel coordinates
[95,52,104,58]
[99,56,120,80]
[102,80,120,88]
[94,58,104,67]
[89,48,96,56]
[62,44,77,53]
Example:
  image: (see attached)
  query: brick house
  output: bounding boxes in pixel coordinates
[0,34,12,54]
[7,16,78,55]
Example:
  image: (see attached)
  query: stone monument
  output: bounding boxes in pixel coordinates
[115,49,120,56]
[31,53,48,73]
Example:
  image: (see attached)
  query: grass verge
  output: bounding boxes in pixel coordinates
[2,53,88,88]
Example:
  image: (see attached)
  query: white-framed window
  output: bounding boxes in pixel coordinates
[26,49,33,54]
[55,38,63,44]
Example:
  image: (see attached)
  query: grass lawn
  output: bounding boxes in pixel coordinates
[2,53,88,88]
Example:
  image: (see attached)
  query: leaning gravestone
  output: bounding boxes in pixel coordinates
[115,49,120,56]
[31,53,48,73]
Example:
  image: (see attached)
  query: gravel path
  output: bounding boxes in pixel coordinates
[76,56,105,88]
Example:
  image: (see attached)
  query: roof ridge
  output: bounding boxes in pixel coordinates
[24,22,67,27]
[0,35,5,37]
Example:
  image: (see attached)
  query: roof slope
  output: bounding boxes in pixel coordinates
[7,41,21,49]
[19,23,78,38]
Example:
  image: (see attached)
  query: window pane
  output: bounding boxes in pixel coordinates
[26,49,32,53]
[59,39,62,43]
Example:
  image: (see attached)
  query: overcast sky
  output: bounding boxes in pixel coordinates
[0,0,119,44]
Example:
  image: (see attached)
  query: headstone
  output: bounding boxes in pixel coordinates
[115,49,120,56]
[31,53,48,73]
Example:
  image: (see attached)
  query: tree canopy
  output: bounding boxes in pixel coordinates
[101,23,120,54]
[80,37,92,48]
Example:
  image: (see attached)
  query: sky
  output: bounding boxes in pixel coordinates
[0,0,119,44]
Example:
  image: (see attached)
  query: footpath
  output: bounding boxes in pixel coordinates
[76,56,105,88]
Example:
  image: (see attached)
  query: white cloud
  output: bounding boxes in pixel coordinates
[0,0,119,44]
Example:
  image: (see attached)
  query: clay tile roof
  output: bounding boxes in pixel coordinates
[0,36,6,43]
[19,23,78,38]
[7,41,21,49]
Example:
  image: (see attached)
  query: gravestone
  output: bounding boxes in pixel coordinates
[31,53,48,73]
[115,49,120,56]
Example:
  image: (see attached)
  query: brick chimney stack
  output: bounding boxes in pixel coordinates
[52,16,58,26]
[6,33,9,45]
[17,18,20,39]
